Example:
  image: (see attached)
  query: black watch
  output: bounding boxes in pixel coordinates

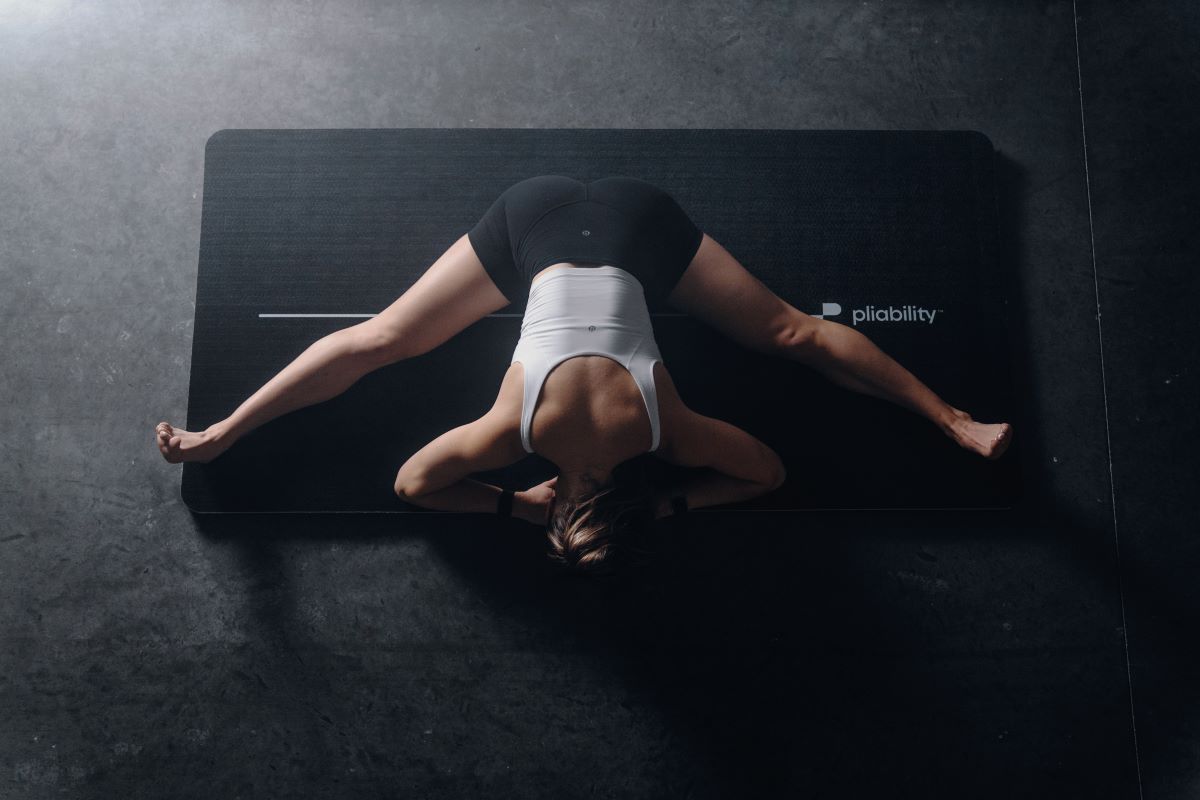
[497,488,515,517]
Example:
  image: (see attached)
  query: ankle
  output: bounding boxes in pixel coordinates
[937,407,966,435]
[204,421,237,443]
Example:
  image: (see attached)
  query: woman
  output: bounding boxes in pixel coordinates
[155,175,1012,571]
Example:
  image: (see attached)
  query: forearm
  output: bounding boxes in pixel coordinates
[653,468,776,519]
[400,478,502,514]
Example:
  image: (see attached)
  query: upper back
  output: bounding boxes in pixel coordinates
[509,266,663,457]
[493,356,681,467]
[491,266,685,463]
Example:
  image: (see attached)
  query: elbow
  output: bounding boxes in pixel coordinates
[394,469,428,499]
[766,469,786,492]
[763,458,787,491]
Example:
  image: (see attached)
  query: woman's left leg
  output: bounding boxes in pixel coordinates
[664,233,1012,459]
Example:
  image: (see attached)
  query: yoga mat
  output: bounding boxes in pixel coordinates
[182,128,1020,513]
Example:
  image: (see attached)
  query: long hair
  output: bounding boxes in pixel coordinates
[545,455,656,575]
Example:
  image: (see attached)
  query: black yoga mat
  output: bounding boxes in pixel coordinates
[182,128,1021,513]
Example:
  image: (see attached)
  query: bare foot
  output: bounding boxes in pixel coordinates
[155,422,233,464]
[944,409,1013,460]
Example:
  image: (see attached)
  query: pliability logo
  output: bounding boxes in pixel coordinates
[813,302,943,327]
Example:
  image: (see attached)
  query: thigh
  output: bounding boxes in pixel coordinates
[364,232,512,360]
[664,233,819,353]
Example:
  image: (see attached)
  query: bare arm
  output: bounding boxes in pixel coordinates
[394,411,523,513]
[398,475,554,526]
[400,476,505,514]
[651,469,781,519]
[393,412,557,524]
[652,407,787,518]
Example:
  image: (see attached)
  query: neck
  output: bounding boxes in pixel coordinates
[556,462,615,502]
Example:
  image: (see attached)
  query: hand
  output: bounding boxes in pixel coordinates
[514,476,558,526]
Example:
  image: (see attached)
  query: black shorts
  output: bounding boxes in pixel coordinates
[467,175,704,309]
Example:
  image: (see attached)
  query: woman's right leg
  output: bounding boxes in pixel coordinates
[156,233,512,463]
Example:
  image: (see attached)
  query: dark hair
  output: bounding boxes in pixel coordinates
[545,455,656,574]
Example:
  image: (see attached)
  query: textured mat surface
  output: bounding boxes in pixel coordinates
[183,128,1020,512]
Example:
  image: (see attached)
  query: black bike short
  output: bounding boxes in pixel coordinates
[467,175,704,308]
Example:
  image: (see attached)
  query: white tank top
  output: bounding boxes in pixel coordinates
[511,265,663,454]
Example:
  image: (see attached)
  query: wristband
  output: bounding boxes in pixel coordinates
[670,494,689,516]
[497,488,515,517]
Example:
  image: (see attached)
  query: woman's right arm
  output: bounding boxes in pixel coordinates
[652,407,787,517]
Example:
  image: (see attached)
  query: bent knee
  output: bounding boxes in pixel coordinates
[356,321,417,365]
[772,312,824,355]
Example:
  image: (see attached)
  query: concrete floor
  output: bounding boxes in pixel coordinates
[2,1,1196,797]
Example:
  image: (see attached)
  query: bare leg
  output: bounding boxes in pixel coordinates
[796,319,1012,459]
[156,233,512,464]
[156,324,388,463]
[666,233,1012,459]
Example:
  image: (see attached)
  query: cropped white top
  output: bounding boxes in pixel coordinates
[511,265,663,454]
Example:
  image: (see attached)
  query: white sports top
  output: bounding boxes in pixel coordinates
[511,265,663,454]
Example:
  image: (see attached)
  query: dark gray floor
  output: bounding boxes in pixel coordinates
[1,1,1194,797]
